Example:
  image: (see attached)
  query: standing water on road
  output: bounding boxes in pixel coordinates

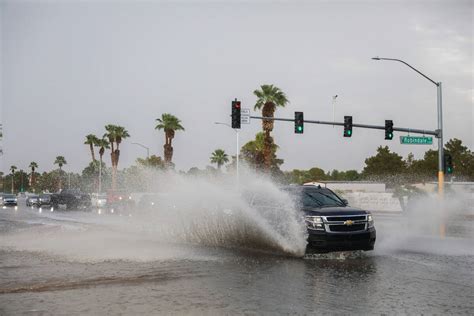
[0,170,473,314]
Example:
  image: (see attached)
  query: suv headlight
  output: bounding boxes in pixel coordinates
[368,214,374,228]
[305,216,325,231]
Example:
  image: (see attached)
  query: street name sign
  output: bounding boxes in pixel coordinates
[400,136,433,145]
[241,108,250,124]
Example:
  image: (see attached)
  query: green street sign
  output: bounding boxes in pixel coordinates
[400,136,433,145]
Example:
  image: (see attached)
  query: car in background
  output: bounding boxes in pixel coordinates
[38,193,53,207]
[137,193,161,211]
[26,195,40,207]
[2,194,18,207]
[91,193,107,208]
[107,190,134,214]
[51,189,91,210]
[283,185,376,253]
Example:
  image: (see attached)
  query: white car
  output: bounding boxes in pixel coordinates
[91,193,107,208]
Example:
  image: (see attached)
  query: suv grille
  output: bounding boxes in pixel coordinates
[329,224,366,232]
[326,215,366,222]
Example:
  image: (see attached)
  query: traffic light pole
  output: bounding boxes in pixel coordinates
[372,57,444,199]
[372,57,444,237]
[249,116,439,136]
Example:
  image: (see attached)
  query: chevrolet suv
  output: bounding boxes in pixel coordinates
[284,185,376,253]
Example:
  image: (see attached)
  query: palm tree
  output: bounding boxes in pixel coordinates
[210,149,229,170]
[155,113,185,165]
[97,138,110,166]
[54,156,67,190]
[84,134,100,162]
[253,84,289,171]
[10,165,17,193]
[240,132,280,170]
[29,161,38,191]
[104,125,130,190]
[96,138,110,192]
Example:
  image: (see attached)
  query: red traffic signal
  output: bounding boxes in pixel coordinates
[231,100,241,129]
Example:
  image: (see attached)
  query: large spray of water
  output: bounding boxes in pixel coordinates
[0,168,308,261]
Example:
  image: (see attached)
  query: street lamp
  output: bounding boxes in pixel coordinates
[131,142,150,159]
[372,57,444,196]
[214,122,240,184]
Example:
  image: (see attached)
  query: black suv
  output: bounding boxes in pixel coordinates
[284,185,376,253]
[50,189,91,210]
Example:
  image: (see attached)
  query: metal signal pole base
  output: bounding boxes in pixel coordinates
[438,171,446,238]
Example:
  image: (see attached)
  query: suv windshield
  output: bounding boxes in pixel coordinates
[284,187,345,208]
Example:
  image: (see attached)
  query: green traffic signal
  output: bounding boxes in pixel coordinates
[385,120,394,140]
[444,153,453,174]
[295,111,304,134]
[344,116,352,137]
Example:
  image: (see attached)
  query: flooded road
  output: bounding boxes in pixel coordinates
[0,205,473,315]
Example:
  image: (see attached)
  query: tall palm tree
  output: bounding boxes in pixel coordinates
[155,114,185,165]
[96,138,110,192]
[253,84,289,171]
[210,149,229,170]
[29,161,38,190]
[54,156,67,190]
[104,125,130,190]
[84,134,100,162]
[97,138,110,166]
[10,165,17,193]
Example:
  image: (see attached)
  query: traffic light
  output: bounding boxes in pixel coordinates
[343,116,352,137]
[295,111,304,134]
[385,120,394,140]
[444,153,453,174]
[231,100,241,129]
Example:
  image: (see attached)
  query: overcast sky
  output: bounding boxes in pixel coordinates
[1,0,472,174]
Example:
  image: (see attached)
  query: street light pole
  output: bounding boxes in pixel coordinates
[20,170,23,193]
[214,122,240,185]
[98,160,102,194]
[372,57,444,196]
[131,142,150,159]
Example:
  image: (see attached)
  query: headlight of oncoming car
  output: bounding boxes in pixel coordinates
[305,216,324,230]
[368,214,374,228]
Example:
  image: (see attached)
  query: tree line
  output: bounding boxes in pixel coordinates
[2,84,473,193]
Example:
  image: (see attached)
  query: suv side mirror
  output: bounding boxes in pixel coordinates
[342,199,349,206]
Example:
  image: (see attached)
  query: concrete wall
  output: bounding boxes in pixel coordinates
[304,181,386,192]
[343,192,403,212]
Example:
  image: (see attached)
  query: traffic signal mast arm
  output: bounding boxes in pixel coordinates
[249,116,439,137]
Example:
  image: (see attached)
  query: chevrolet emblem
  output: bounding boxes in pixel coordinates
[344,220,354,226]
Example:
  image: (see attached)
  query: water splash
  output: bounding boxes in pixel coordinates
[0,169,308,261]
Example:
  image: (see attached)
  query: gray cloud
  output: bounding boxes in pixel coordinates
[1,0,472,173]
